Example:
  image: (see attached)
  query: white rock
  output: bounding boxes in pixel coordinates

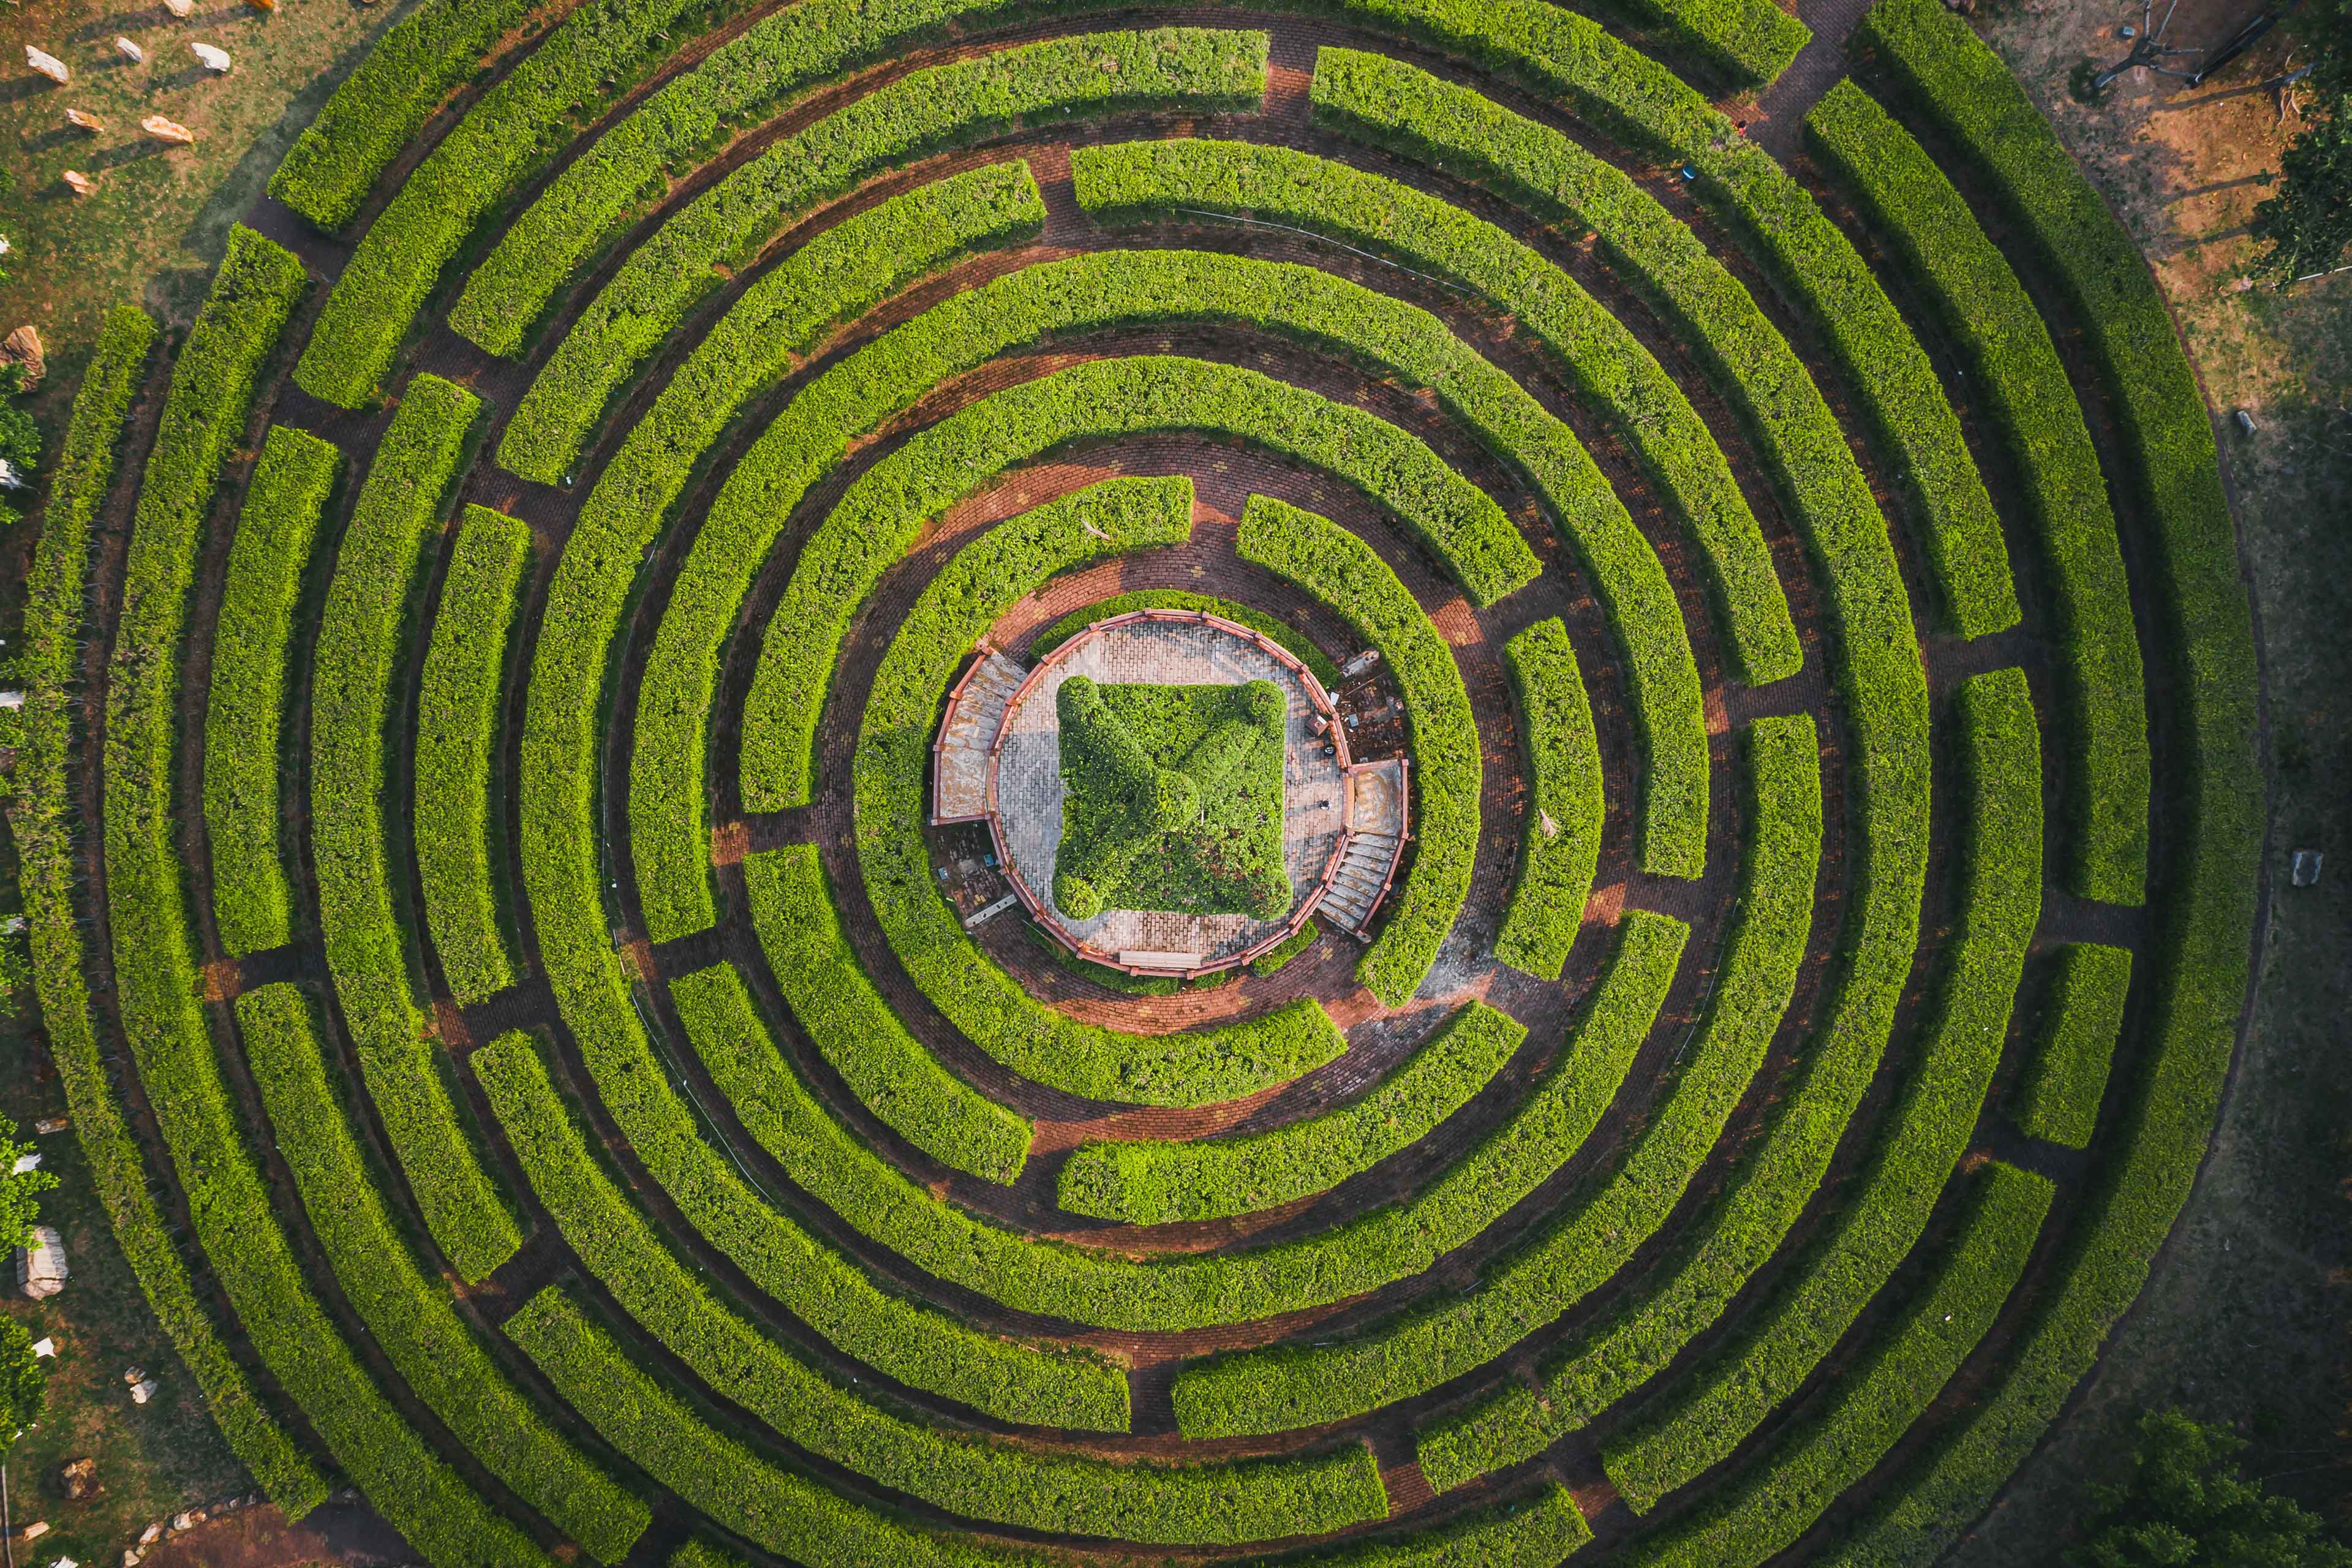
[190,42,231,72]
[137,1526,160,1548]
[17,1226,66,1300]
[12,1152,41,1175]
[29,1338,55,1358]
[22,1523,48,1542]
[139,115,195,146]
[25,48,70,85]
[129,1378,158,1404]
[114,37,145,65]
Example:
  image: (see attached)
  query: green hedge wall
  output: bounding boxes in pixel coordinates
[238,984,649,1562]
[1057,1000,1523,1226]
[1070,134,1801,687]
[2015,942,2133,1150]
[1235,495,1483,1005]
[745,844,1031,1185]
[849,476,1340,1110]
[507,1286,1050,1568]
[1031,590,1341,686]
[477,1031,1385,1545]
[610,162,1044,941]
[203,424,341,957]
[1820,7,2261,1557]
[1287,1482,1593,1566]
[415,505,531,1005]
[1169,913,1687,1436]
[497,29,1268,482]
[1621,1163,2053,1567]
[1494,618,1605,979]
[1619,0,1808,88]
[9,304,327,1512]
[1602,665,2041,1513]
[267,0,538,230]
[1808,78,2149,903]
[294,0,718,407]
[1416,712,1823,1490]
[309,374,520,1284]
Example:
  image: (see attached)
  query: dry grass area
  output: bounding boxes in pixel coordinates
[1946,1,2352,1559]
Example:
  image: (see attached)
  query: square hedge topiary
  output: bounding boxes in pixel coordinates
[1054,676,1292,921]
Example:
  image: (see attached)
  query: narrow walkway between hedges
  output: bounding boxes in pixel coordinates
[1749,0,1879,154]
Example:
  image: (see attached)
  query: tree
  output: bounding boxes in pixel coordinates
[0,1321,41,1450]
[0,1112,55,1258]
[2250,0,2352,284]
[2069,1409,2352,1568]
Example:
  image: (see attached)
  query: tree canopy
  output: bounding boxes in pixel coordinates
[2069,1409,2351,1568]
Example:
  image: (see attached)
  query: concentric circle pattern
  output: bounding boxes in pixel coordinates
[16,0,2264,1563]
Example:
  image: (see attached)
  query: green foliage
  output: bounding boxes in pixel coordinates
[0,364,38,480]
[1808,80,2148,903]
[1621,1164,2053,1568]
[744,845,1031,1185]
[7,301,325,1512]
[2251,82,2352,285]
[1416,714,1823,1488]
[309,375,521,1284]
[1237,496,1479,1006]
[268,0,538,229]
[1033,592,1341,686]
[851,474,1348,1106]
[0,1110,55,1256]
[1053,676,1290,921]
[236,985,650,1562]
[1616,0,1809,88]
[2015,943,2133,1150]
[614,162,1045,941]
[1284,1482,1594,1566]
[1602,668,2039,1512]
[0,1319,43,1448]
[1070,134,1799,687]
[1826,9,2263,1558]
[2067,1410,2352,1568]
[475,1032,1384,1545]
[293,0,720,407]
[1494,618,1604,979]
[203,426,341,957]
[1170,914,1686,1437]
[414,507,531,1004]
[1057,1000,1521,1225]
[497,29,1270,481]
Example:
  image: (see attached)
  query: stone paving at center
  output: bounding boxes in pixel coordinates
[993,617,1349,965]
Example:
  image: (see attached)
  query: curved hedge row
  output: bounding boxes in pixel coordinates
[499,29,1270,484]
[204,424,340,957]
[2014,942,2133,1150]
[1807,78,2149,905]
[11,305,327,1512]
[1494,617,1606,980]
[309,374,520,1284]
[414,505,531,1005]
[476,1031,1389,1545]
[1057,999,1523,1225]
[1382,710,1820,1484]
[747,843,1033,1184]
[1071,134,1801,688]
[1170,909,1689,1436]
[1235,495,1485,1005]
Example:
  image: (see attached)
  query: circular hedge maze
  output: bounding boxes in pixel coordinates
[14,0,2266,1562]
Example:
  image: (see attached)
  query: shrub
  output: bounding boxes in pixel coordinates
[203,426,341,957]
[1808,79,2149,902]
[1235,495,1482,1006]
[267,0,537,230]
[1033,590,1342,686]
[1623,1164,2053,1567]
[1069,135,1800,686]
[2014,943,2133,1149]
[1057,999,1523,1225]
[414,506,532,1005]
[743,845,1031,1185]
[293,0,726,407]
[1615,0,1809,88]
[850,475,1349,1107]
[475,1032,1388,1546]
[602,162,1045,941]
[497,28,1270,481]
[1251,917,1324,976]
[1599,666,2040,1513]
[309,374,521,1284]
[237,984,649,1561]
[1819,7,2261,1557]
[1494,618,1604,979]
[8,303,326,1512]
[1287,1481,1593,1566]
[507,1285,1057,1568]
[1412,713,1822,1488]
[1168,914,1689,1438]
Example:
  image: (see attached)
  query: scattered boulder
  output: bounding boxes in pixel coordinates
[61,172,96,197]
[113,37,144,66]
[17,1225,66,1299]
[190,43,231,73]
[24,48,70,86]
[139,116,195,147]
[65,108,103,134]
[61,1457,96,1502]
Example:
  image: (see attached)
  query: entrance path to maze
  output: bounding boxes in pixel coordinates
[9,0,2267,1561]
